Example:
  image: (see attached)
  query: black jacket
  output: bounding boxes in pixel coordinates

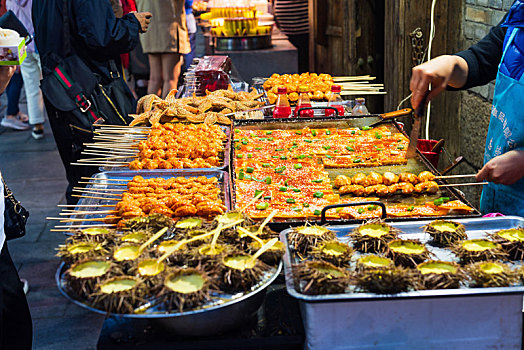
[32,0,140,83]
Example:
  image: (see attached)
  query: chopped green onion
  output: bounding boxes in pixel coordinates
[254,190,263,197]
[298,154,307,159]
[267,137,274,141]
[326,130,331,135]
[234,138,239,142]
[272,155,279,159]
[258,138,267,141]
[265,177,272,184]
[358,208,365,214]
[286,198,296,204]
[367,205,378,211]
[442,197,450,202]
[304,139,312,143]
[312,179,323,183]
[276,148,285,151]
[346,146,355,152]
[266,131,273,135]
[235,129,241,133]
[292,188,301,193]
[311,130,317,136]
[407,206,415,212]
[236,154,243,159]
[375,132,382,139]
[242,139,248,145]
[279,186,287,192]
[323,145,331,150]
[307,155,313,159]
[351,130,356,135]
[295,131,302,135]
[362,126,372,131]
[303,203,310,207]
[246,167,254,173]
[348,138,356,143]
[433,198,444,206]
[353,159,362,163]
[238,172,245,180]
[313,192,324,198]
[292,207,302,212]
[325,155,332,159]
[294,163,303,170]
[262,163,271,168]
[280,156,287,160]
[255,147,262,150]
[256,202,269,210]
[247,154,252,158]
[314,210,321,215]
[284,179,289,186]
[293,141,298,146]
[289,145,298,150]
[397,145,405,150]
[263,196,272,200]
[235,144,241,150]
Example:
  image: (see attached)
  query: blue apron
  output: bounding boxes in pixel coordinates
[480,27,524,216]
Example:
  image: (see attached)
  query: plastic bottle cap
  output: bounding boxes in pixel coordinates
[277,87,287,94]
[331,85,342,93]
[298,86,309,93]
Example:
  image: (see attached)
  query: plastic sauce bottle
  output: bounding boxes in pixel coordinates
[295,85,314,118]
[273,87,292,118]
[325,85,345,117]
[351,97,369,116]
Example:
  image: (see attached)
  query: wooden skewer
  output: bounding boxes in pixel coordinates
[85,144,138,150]
[72,189,122,196]
[94,124,149,129]
[436,174,477,180]
[439,182,488,188]
[59,210,117,216]
[81,151,134,158]
[79,155,133,161]
[47,216,120,222]
[57,204,115,208]
[71,163,127,167]
[78,181,128,186]
[73,187,125,192]
[340,91,387,96]
[76,159,129,164]
[95,128,148,134]
[53,224,116,229]
[82,149,136,155]
[81,177,128,181]
[71,195,120,201]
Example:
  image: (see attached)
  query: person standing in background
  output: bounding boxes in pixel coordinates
[6,0,46,140]
[136,0,190,98]
[273,0,309,73]
[183,0,197,72]
[0,65,32,350]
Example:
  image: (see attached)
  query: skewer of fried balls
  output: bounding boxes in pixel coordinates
[333,171,439,197]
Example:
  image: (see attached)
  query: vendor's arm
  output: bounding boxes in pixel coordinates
[476,150,524,185]
[411,18,506,110]
[72,0,150,60]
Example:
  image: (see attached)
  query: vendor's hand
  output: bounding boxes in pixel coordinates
[410,55,468,110]
[0,66,16,94]
[134,12,152,33]
[476,150,524,185]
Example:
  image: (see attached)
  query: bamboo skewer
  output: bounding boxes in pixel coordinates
[76,159,129,164]
[57,204,115,208]
[73,187,125,192]
[47,217,121,222]
[71,163,127,167]
[81,151,135,158]
[94,124,148,129]
[439,182,488,188]
[59,210,117,216]
[53,224,116,228]
[81,177,128,181]
[71,195,120,200]
[78,181,128,186]
[436,174,477,180]
[72,189,122,196]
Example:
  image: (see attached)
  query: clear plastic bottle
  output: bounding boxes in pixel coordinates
[273,87,292,118]
[295,85,314,118]
[325,85,345,117]
[351,97,369,116]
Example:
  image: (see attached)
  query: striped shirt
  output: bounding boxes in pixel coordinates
[274,0,309,36]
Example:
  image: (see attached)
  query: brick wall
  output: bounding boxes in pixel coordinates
[463,0,512,100]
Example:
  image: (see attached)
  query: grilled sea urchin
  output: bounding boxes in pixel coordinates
[310,240,353,267]
[355,266,414,294]
[423,220,467,246]
[160,268,212,312]
[387,239,432,268]
[349,220,400,253]
[57,240,105,265]
[416,261,464,290]
[356,255,394,271]
[467,261,518,288]
[288,225,336,255]
[452,239,507,264]
[66,259,113,298]
[91,276,147,314]
[294,261,350,295]
[490,228,524,260]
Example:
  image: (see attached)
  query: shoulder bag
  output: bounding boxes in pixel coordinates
[1,174,29,241]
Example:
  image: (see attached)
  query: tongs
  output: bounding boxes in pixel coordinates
[406,92,429,158]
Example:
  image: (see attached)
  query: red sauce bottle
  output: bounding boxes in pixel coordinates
[273,87,292,118]
[295,85,314,118]
[325,84,345,117]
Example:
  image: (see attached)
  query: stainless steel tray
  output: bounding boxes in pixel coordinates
[231,117,480,229]
[213,34,272,51]
[67,170,231,233]
[281,216,524,301]
[56,262,282,335]
[99,125,232,172]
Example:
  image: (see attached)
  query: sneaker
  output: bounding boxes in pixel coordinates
[32,127,44,140]
[21,278,29,294]
[1,117,30,130]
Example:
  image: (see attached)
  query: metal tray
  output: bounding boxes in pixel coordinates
[56,262,282,335]
[98,125,232,172]
[230,117,480,230]
[67,170,231,233]
[281,216,524,301]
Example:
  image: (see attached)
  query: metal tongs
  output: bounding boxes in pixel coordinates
[406,91,429,158]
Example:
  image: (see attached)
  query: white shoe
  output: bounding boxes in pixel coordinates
[31,127,44,140]
[1,117,30,130]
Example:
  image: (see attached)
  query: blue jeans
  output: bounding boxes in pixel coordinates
[183,32,197,72]
[6,72,23,116]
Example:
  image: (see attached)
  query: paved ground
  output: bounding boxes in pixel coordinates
[0,121,106,349]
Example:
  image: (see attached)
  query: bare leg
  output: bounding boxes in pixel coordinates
[147,54,163,96]
[160,53,183,98]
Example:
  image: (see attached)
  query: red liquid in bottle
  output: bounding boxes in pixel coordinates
[325,105,345,117]
[273,106,292,118]
[295,103,314,118]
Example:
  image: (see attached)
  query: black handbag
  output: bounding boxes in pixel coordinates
[1,175,29,241]
[39,0,134,142]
